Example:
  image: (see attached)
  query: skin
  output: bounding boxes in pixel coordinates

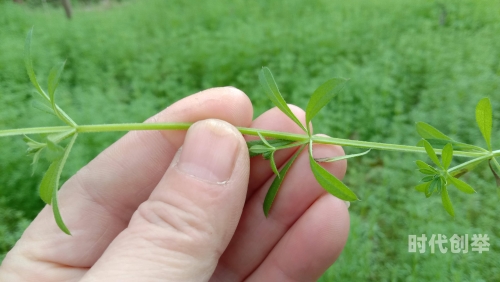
[0,87,350,282]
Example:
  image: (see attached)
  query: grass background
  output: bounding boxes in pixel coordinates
[1,0,499,280]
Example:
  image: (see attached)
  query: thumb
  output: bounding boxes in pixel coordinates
[82,119,250,282]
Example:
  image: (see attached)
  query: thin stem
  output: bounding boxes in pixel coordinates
[448,150,500,174]
[77,123,193,133]
[0,122,489,158]
[0,126,73,137]
[310,135,485,158]
[492,157,500,173]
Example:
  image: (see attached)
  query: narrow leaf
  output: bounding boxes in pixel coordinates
[415,182,430,193]
[417,139,485,152]
[309,150,358,201]
[421,175,435,182]
[447,176,476,194]
[415,160,437,172]
[247,139,295,158]
[48,129,76,144]
[259,67,307,133]
[476,97,493,150]
[31,100,56,116]
[24,28,49,101]
[315,149,370,163]
[246,138,294,149]
[48,61,66,109]
[441,186,455,217]
[441,143,453,169]
[23,135,45,150]
[45,140,65,162]
[249,145,272,157]
[416,122,451,140]
[438,176,446,193]
[39,158,62,205]
[31,149,42,176]
[419,168,436,175]
[422,139,442,168]
[50,133,77,235]
[263,146,305,216]
[39,133,78,205]
[305,77,348,128]
[426,177,440,197]
[52,182,71,235]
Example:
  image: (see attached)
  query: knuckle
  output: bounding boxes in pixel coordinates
[133,199,216,250]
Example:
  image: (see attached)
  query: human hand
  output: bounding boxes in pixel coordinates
[0,87,350,281]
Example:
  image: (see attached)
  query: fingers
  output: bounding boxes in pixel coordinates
[212,139,347,280]
[81,120,250,281]
[245,194,350,281]
[1,87,252,280]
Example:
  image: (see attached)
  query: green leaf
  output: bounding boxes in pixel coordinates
[415,120,485,153]
[247,139,295,158]
[314,149,370,163]
[39,133,78,205]
[39,158,62,205]
[305,77,348,130]
[249,145,272,157]
[24,28,49,101]
[246,138,294,148]
[476,97,493,150]
[422,139,442,169]
[38,134,77,234]
[416,122,451,141]
[31,100,56,116]
[439,176,446,193]
[419,168,436,175]
[263,145,305,216]
[23,135,45,150]
[441,143,453,169]
[309,144,358,201]
[259,67,307,133]
[47,129,76,144]
[25,140,44,159]
[417,139,485,152]
[31,149,42,176]
[447,176,476,194]
[415,182,430,193]
[421,175,435,182]
[48,61,66,110]
[45,140,65,162]
[441,186,455,217]
[415,160,437,172]
[52,180,71,235]
[426,177,440,197]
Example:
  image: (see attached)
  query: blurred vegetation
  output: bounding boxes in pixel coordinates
[1,0,499,280]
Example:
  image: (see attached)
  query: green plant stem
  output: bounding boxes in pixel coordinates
[0,122,491,158]
[448,150,500,174]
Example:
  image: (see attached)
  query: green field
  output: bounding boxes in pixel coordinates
[1,0,500,280]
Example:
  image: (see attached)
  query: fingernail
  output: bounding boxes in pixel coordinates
[344,201,351,209]
[178,120,240,183]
